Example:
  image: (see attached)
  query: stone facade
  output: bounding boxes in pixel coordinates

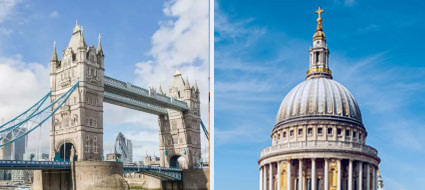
[159,71,202,169]
[49,21,104,161]
[258,8,380,190]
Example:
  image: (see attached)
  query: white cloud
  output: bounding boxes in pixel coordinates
[49,11,59,18]
[0,55,51,155]
[0,0,20,24]
[134,0,209,159]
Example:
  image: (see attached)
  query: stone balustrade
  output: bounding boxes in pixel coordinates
[261,140,378,157]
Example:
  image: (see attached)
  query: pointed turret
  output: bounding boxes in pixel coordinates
[78,30,86,49]
[50,41,58,62]
[97,34,103,55]
[174,70,181,77]
[159,84,164,95]
[69,19,87,51]
[194,80,199,92]
[73,20,81,34]
[185,76,190,89]
[306,6,332,80]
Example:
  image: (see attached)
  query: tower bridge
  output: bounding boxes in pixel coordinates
[0,21,208,189]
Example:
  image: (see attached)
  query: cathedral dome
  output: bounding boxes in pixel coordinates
[275,77,363,127]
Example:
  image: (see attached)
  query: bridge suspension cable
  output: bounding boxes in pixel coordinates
[200,120,209,140]
[0,91,51,132]
[0,81,79,148]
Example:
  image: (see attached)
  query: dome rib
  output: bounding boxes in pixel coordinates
[275,78,363,127]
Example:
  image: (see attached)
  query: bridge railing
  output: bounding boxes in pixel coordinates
[260,140,378,157]
[104,76,188,110]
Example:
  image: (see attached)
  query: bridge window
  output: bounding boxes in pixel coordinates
[94,142,98,153]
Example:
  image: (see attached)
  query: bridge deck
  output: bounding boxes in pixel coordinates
[104,76,189,113]
[0,160,70,170]
[0,160,182,181]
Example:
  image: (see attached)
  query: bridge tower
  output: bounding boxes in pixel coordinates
[159,71,202,169]
[49,21,104,161]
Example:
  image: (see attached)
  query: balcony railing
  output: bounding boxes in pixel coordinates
[260,140,378,157]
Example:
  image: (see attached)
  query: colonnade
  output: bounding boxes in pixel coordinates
[259,158,377,190]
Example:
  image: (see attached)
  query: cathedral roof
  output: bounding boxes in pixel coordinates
[275,78,363,127]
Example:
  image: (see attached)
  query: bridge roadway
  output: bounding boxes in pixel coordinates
[0,160,182,181]
[104,76,189,115]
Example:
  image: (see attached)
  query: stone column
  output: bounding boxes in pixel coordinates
[372,166,376,190]
[298,159,303,190]
[366,164,370,190]
[264,165,267,190]
[312,159,316,190]
[348,160,353,190]
[288,160,292,190]
[358,162,362,190]
[260,166,263,190]
[324,159,329,190]
[277,161,281,190]
[270,163,273,190]
[337,159,341,190]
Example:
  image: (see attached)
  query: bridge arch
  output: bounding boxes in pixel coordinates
[169,155,187,169]
[54,139,76,162]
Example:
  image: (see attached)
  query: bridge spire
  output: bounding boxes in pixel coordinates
[50,41,58,62]
[97,33,103,55]
[194,80,199,92]
[185,76,190,89]
[159,84,164,95]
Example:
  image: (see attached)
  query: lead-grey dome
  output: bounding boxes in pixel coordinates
[275,78,362,127]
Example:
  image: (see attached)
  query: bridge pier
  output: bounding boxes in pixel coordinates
[32,170,72,190]
[33,161,128,190]
[162,181,183,190]
[181,168,209,190]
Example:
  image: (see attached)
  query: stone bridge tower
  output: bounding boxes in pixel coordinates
[49,21,104,161]
[158,71,202,169]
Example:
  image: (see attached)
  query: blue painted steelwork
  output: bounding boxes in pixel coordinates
[0,160,70,170]
[0,82,79,148]
[104,91,168,115]
[104,76,188,111]
[200,120,209,140]
[0,91,51,130]
[123,165,182,181]
[0,160,182,181]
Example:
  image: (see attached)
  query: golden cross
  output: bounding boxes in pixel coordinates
[315,6,324,18]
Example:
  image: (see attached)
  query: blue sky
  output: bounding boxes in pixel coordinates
[0,0,209,162]
[215,0,425,189]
